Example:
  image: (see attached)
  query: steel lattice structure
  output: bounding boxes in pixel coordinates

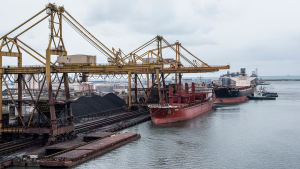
[0,3,229,144]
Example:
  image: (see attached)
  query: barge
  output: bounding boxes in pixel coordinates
[40,133,140,168]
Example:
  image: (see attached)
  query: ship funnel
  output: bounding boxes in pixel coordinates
[241,68,246,76]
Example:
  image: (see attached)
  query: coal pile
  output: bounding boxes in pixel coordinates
[71,93,126,117]
[90,95,116,110]
[103,93,126,107]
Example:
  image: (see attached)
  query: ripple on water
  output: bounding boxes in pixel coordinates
[51,81,300,169]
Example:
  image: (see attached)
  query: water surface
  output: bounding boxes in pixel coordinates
[10,81,300,169]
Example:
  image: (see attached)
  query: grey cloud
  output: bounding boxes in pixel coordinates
[1,0,300,76]
[191,0,222,17]
[83,0,220,36]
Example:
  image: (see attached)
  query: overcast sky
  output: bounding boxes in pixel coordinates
[0,0,299,77]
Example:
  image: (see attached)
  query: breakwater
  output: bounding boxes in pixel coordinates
[263,79,300,81]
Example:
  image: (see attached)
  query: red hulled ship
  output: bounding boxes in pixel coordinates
[148,83,215,124]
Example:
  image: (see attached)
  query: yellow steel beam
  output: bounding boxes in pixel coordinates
[1,128,23,133]
[128,72,131,107]
[6,38,46,65]
[162,38,197,67]
[130,75,144,101]
[2,77,25,126]
[55,75,64,100]
[2,64,161,74]
[28,77,46,127]
[0,39,5,51]
[163,67,219,73]
[14,15,50,38]
[149,73,170,88]
[49,50,67,56]
[0,53,2,135]
[61,13,117,63]
[137,44,176,62]
[1,64,225,74]
[0,52,21,57]
[150,44,176,52]
[0,8,47,40]
[22,75,34,101]
[64,10,121,63]
[17,39,56,65]
[121,36,157,62]
[156,69,162,103]
[3,67,45,74]
[216,65,230,69]
[179,45,210,67]
[134,54,148,64]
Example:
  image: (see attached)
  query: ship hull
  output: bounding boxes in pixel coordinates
[214,86,254,104]
[214,95,248,103]
[150,97,215,124]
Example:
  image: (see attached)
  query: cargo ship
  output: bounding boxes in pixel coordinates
[214,86,255,103]
[214,68,257,103]
[148,83,215,124]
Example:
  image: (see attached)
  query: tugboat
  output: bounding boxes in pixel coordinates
[247,87,276,100]
[247,92,275,100]
[263,92,278,97]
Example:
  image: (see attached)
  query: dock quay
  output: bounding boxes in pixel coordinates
[10,132,140,168]
[0,2,231,168]
[39,133,140,167]
[0,111,150,168]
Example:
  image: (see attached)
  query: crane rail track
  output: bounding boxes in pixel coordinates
[0,110,148,155]
[75,110,148,133]
[0,139,43,155]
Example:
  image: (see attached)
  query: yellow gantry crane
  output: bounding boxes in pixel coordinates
[114,35,229,106]
[121,36,229,87]
[0,3,229,144]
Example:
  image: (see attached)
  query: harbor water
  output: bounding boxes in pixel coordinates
[10,81,300,169]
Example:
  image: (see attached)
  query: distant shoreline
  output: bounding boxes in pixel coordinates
[263,79,300,81]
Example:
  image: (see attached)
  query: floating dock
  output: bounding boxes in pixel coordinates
[40,133,140,167]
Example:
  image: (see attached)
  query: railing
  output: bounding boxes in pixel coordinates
[2,65,45,68]
[1,62,159,68]
[181,98,210,109]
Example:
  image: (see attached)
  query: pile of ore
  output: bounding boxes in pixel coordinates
[103,93,126,107]
[71,93,126,117]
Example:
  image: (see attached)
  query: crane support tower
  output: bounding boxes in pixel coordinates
[0,3,229,144]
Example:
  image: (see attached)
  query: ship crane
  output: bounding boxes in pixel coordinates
[0,3,229,144]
